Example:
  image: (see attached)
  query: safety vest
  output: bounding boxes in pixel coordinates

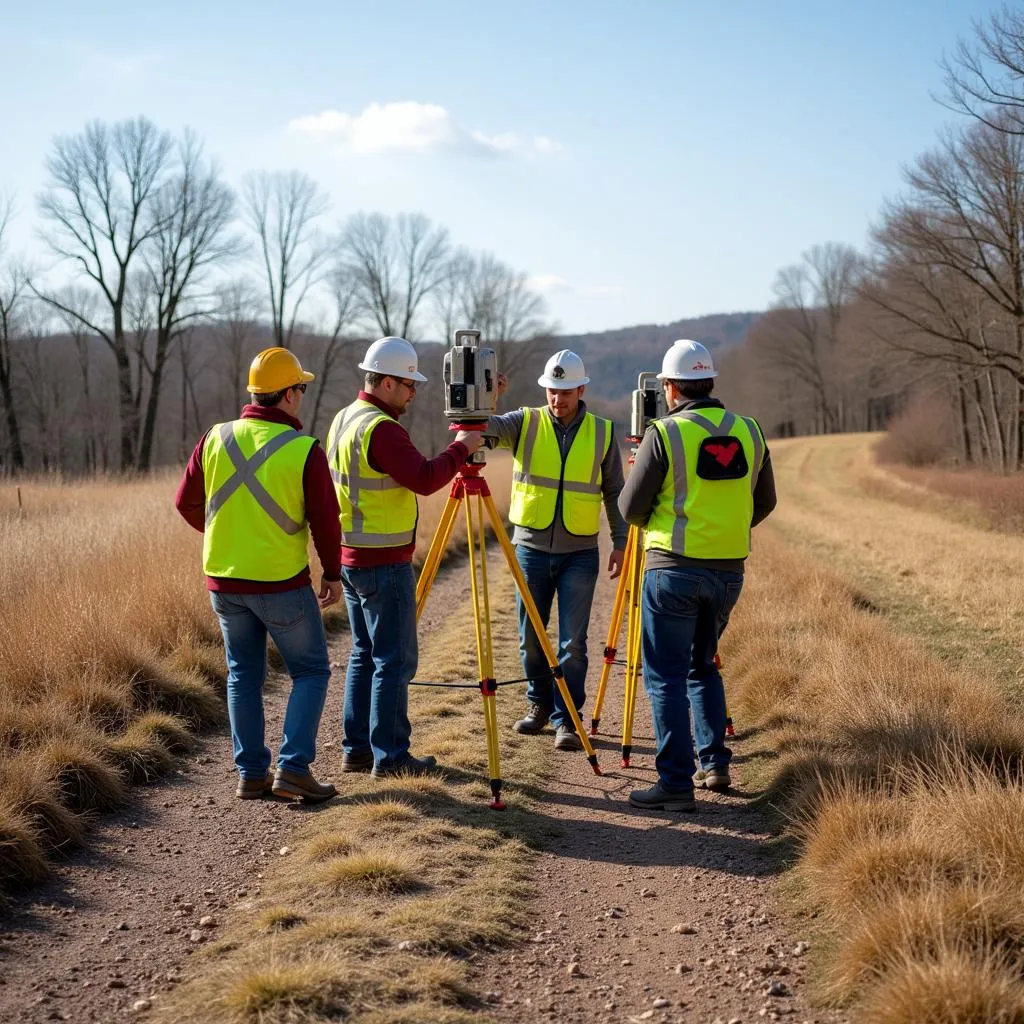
[509,408,612,536]
[645,407,765,560]
[202,419,315,581]
[325,399,418,548]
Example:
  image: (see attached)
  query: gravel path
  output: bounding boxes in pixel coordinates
[0,540,847,1024]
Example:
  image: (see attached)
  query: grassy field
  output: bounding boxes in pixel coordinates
[0,453,513,890]
[721,434,1024,1021]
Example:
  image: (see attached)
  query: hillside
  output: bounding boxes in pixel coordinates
[557,310,761,400]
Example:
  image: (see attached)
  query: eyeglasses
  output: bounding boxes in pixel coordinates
[391,377,417,393]
[292,383,307,394]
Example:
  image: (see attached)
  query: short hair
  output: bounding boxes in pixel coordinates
[667,378,715,400]
[252,389,286,407]
[365,371,385,388]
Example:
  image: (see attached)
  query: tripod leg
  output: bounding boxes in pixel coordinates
[416,494,462,622]
[481,493,602,776]
[621,536,645,767]
[590,525,636,735]
[465,492,504,809]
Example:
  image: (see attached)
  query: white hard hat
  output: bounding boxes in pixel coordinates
[537,349,589,389]
[358,336,428,382]
[656,339,718,381]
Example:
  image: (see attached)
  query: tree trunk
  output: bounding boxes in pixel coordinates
[0,359,24,471]
[137,331,173,472]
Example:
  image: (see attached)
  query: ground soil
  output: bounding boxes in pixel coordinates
[0,543,846,1024]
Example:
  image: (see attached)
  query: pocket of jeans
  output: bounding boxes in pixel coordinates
[343,567,378,600]
[654,571,701,615]
[260,588,308,630]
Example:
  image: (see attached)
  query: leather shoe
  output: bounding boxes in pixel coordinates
[628,781,696,812]
[341,751,374,774]
[371,754,438,779]
[554,725,583,751]
[271,767,337,803]
[236,773,273,800]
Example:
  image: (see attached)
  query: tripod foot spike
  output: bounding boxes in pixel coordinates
[621,744,632,769]
[589,718,600,737]
[587,754,602,776]
[489,779,505,811]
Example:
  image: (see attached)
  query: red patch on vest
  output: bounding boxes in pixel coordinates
[705,440,740,467]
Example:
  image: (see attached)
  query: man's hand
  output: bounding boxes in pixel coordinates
[608,548,625,580]
[454,430,485,455]
[318,578,342,608]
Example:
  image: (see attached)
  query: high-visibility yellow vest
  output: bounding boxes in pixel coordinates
[645,407,766,559]
[202,419,315,580]
[509,408,612,536]
[325,399,418,548]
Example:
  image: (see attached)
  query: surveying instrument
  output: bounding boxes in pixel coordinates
[587,373,734,767]
[415,330,603,809]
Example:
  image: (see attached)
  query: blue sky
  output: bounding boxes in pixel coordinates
[0,0,1002,334]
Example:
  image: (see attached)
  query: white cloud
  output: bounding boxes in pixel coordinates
[528,275,622,298]
[288,101,560,158]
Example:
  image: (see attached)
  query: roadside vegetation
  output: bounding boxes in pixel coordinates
[724,436,1024,1021]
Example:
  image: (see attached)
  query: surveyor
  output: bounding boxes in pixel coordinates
[175,347,342,803]
[327,336,484,778]
[488,350,628,751]
[618,339,777,812]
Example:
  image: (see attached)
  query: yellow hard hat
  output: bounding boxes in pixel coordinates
[247,347,315,394]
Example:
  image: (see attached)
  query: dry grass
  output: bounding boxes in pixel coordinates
[157,518,551,1024]
[0,474,226,884]
[723,435,1024,1019]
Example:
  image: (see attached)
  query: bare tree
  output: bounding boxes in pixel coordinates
[0,196,28,470]
[337,212,450,339]
[305,267,360,438]
[213,277,264,416]
[942,5,1024,134]
[51,285,103,470]
[34,117,174,469]
[241,170,328,349]
[136,133,242,470]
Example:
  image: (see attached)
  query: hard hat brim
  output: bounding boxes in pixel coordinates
[537,374,590,389]
[655,370,718,381]
[357,360,428,382]
[246,368,317,394]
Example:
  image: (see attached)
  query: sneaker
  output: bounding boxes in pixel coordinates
[514,703,551,735]
[271,768,338,803]
[341,751,374,774]
[628,782,696,812]
[693,766,731,791]
[235,773,273,800]
[371,754,438,779]
[554,724,583,752]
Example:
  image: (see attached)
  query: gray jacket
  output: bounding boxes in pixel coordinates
[488,402,629,554]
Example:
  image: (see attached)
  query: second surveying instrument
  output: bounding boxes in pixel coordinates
[415,330,603,809]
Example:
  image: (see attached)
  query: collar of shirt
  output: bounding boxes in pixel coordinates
[358,390,401,419]
[240,404,304,431]
[667,397,725,415]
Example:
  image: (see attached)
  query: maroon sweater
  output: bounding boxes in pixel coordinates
[175,405,342,593]
[341,392,470,568]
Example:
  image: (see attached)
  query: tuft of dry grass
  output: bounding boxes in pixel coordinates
[0,757,85,854]
[34,737,127,813]
[317,851,420,895]
[255,907,306,933]
[0,802,50,885]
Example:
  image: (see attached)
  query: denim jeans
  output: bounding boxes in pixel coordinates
[515,545,600,729]
[341,562,418,770]
[210,587,331,780]
[640,567,743,791]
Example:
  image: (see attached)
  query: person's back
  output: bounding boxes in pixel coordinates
[618,340,776,812]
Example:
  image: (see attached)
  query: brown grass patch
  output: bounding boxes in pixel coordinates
[317,851,420,895]
[34,737,126,813]
[0,757,85,853]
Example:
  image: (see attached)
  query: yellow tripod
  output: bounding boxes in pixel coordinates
[589,525,736,768]
[415,453,602,809]
[589,525,646,767]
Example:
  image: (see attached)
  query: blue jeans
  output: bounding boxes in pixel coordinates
[641,567,743,791]
[341,562,418,770]
[515,545,600,729]
[210,587,331,780]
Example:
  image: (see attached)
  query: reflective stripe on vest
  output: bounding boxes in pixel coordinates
[509,408,611,535]
[201,419,314,581]
[326,399,418,548]
[645,408,765,560]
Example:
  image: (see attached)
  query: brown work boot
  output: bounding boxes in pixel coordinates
[235,773,273,800]
[693,766,731,792]
[341,751,374,774]
[271,767,337,803]
[371,754,438,779]
[513,703,551,735]
[554,724,583,751]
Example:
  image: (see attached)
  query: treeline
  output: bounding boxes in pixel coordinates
[719,8,1024,470]
[0,122,556,474]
